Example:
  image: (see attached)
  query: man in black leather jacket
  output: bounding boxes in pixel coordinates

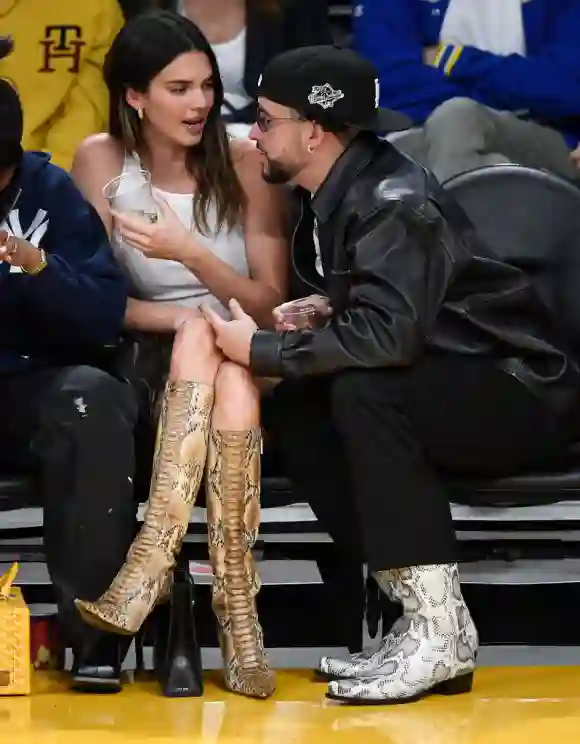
[204,46,580,705]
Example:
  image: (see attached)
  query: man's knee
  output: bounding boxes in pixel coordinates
[330,370,379,418]
[330,368,408,424]
[43,365,138,428]
[426,97,491,136]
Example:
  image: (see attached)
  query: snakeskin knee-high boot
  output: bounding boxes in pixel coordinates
[206,428,275,699]
[75,381,214,635]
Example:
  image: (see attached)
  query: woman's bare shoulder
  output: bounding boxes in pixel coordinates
[228,137,289,228]
[72,133,126,183]
[229,137,260,170]
[228,137,266,192]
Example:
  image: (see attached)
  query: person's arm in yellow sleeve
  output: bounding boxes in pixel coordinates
[44,0,124,171]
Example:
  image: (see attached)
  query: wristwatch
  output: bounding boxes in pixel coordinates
[22,248,48,276]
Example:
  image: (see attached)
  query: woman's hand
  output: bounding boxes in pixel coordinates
[112,195,201,263]
[0,230,45,273]
[571,143,580,170]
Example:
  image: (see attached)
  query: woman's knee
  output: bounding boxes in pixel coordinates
[215,362,259,405]
[212,362,259,428]
[169,316,222,383]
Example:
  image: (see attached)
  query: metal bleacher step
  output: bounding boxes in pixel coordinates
[4,557,580,589]
[459,558,580,584]
[4,500,580,534]
[451,501,580,522]
[1,559,323,588]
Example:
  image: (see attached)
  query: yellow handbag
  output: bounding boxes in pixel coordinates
[0,563,31,695]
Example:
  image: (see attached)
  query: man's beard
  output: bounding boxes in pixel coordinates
[261,155,294,185]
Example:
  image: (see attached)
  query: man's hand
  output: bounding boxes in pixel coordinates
[273,294,332,331]
[571,144,580,169]
[0,230,45,273]
[202,299,258,366]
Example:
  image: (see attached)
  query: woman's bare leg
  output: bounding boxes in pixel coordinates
[206,361,275,698]
[76,318,221,635]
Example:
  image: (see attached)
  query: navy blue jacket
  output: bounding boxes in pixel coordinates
[0,152,128,373]
[354,0,580,147]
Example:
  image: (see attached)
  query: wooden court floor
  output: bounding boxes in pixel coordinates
[3,667,580,744]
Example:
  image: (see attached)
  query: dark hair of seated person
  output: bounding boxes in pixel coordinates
[0,76,24,223]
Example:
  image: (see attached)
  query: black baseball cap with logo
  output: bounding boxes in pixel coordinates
[257,44,412,133]
[0,36,23,171]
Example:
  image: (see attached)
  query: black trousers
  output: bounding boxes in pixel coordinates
[0,365,138,645]
[267,357,569,572]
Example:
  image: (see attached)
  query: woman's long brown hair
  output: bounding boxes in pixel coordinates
[104,10,245,235]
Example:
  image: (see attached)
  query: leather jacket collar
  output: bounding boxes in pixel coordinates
[311,133,383,224]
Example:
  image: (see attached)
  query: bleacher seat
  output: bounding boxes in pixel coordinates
[440,164,580,507]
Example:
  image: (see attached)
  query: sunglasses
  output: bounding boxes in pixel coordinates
[256,110,304,133]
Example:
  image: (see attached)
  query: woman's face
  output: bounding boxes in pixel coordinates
[128,50,216,147]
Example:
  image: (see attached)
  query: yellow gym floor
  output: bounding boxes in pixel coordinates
[4,668,580,743]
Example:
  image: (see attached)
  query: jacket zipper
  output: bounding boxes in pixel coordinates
[290,197,323,295]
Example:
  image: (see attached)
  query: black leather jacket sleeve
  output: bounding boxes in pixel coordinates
[250,201,444,378]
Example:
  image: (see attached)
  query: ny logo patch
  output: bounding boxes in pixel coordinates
[0,209,49,273]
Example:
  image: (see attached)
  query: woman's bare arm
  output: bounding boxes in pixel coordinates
[180,141,289,328]
[72,135,194,333]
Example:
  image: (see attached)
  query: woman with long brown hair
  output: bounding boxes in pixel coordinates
[136,0,331,129]
[71,10,288,699]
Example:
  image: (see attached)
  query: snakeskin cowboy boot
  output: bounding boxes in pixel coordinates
[75,381,214,635]
[318,570,407,681]
[326,564,478,704]
[206,428,275,699]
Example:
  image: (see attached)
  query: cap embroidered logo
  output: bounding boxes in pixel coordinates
[308,84,344,110]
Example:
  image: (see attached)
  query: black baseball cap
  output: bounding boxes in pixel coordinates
[0,80,23,170]
[0,36,22,170]
[257,45,412,133]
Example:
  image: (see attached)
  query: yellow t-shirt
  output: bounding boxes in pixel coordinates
[0,0,124,170]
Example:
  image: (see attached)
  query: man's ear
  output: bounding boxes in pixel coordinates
[307,121,326,152]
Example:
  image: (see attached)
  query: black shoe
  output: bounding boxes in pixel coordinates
[71,633,131,694]
[153,561,203,698]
